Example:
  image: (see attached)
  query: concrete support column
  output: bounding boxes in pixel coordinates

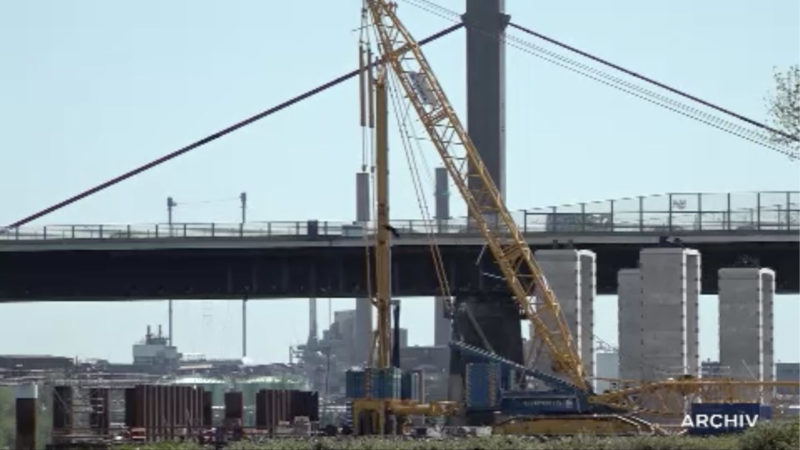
[761,270,775,382]
[434,167,451,347]
[639,248,700,381]
[617,269,642,382]
[434,167,450,232]
[448,295,522,423]
[448,0,513,422]
[434,300,450,347]
[15,384,37,450]
[532,250,581,378]
[463,0,508,197]
[531,249,595,379]
[719,268,766,380]
[354,172,372,366]
[579,251,596,379]
[686,252,700,376]
[463,0,509,229]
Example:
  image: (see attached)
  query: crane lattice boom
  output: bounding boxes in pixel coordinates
[365,0,587,391]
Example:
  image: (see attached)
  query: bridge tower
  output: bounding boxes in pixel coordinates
[447,0,520,418]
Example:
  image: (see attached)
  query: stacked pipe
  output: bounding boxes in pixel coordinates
[255,390,319,434]
[124,385,205,442]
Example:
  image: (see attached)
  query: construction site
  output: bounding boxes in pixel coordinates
[1,0,799,448]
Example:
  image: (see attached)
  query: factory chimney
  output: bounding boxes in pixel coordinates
[309,298,318,343]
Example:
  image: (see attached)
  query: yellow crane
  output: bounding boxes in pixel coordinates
[358,0,799,433]
[351,27,461,435]
[364,0,586,391]
[371,63,392,370]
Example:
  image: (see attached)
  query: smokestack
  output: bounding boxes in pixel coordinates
[168,300,173,346]
[309,298,318,342]
[242,296,248,358]
[392,300,401,368]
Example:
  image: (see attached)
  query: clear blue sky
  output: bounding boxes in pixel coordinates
[0,1,798,365]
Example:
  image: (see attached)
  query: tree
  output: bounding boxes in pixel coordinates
[766,65,800,150]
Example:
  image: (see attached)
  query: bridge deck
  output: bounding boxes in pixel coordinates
[3,191,797,300]
[1,230,796,301]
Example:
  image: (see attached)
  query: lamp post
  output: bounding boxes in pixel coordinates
[241,192,248,358]
[167,197,176,234]
[166,196,176,346]
[240,192,247,224]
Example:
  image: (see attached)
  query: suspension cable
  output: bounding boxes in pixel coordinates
[399,0,799,159]
[507,21,799,143]
[7,23,464,229]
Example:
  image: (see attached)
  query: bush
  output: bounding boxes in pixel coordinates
[116,421,800,450]
[737,420,800,450]
[115,443,202,450]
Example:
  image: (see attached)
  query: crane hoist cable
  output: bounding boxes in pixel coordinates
[369,17,453,310]
[386,69,454,309]
[399,0,799,160]
[384,63,449,291]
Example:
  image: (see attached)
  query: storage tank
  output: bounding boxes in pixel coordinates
[172,375,227,424]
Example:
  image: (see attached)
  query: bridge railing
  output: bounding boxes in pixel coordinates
[1,191,797,241]
[520,191,799,233]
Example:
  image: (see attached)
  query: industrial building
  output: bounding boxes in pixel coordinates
[132,325,181,372]
[294,302,450,403]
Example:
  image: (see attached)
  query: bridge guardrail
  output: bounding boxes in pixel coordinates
[1,191,797,241]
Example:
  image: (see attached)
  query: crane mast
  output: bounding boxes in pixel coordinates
[364,0,587,391]
[373,65,392,369]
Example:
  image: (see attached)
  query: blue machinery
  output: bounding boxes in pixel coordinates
[452,340,598,416]
[452,341,665,435]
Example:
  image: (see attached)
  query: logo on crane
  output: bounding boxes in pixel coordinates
[407,71,439,108]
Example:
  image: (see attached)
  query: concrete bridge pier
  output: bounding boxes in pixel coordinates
[447,0,516,424]
[448,294,523,424]
[354,172,372,366]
